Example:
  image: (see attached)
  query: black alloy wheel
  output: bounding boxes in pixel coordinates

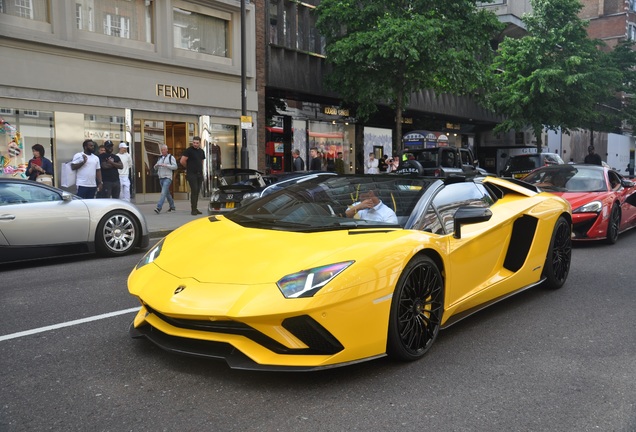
[95,211,139,256]
[605,204,620,245]
[542,216,572,289]
[387,255,444,361]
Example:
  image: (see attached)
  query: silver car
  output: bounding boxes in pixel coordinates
[0,178,149,264]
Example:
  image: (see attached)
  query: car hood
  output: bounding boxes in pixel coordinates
[549,191,605,209]
[150,216,409,285]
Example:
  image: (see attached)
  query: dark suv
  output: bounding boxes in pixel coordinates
[500,153,565,179]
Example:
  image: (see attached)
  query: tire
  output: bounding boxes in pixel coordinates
[542,216,572,289]
[605,204,620,245]
[387,255,444,361]
[95,211,139,257]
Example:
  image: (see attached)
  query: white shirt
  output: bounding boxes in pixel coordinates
[118,151,133,176]
[366,158,379,174]
[72,152,101,187]
[354,200,398,223]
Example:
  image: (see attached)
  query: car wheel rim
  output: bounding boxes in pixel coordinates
[551,221,572,284]
[103,214,136,252]
[397,262,443,355]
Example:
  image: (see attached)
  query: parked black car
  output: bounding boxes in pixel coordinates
[208,169,336,214]
[500,153,565,179]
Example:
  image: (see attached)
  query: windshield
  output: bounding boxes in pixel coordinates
[523,166,607,192]
[225,175,435,232]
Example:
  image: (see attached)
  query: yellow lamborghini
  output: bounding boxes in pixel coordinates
[128,174,572,371]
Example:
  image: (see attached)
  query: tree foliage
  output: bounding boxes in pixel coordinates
[316,0,503,151]
[488,0,624,150]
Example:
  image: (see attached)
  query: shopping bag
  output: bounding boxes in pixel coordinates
[36,174,54,186]
[60,162,76,188]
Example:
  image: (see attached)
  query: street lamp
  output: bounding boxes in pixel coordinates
[240,0,249,168]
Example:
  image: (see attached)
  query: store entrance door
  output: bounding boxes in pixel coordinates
[133,117,196,203]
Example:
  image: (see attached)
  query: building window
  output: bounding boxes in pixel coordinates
[629,23,636,41]
[173,6,229,57]
[23,110,39,117]
[0,0,49,22]
[630,0,636,12]
[270,0,324,56]
[76,0,152,43]
[104,13,130,38]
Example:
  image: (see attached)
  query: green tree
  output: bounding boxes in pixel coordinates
[489,0,622,151]
[316,0,503,152]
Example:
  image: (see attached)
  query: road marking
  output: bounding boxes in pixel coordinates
[0,307,140,342]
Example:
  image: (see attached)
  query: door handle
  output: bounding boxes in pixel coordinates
[0,214,16,220]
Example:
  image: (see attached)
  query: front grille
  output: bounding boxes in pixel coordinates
[145,305,343,355]
[572,216,598,238]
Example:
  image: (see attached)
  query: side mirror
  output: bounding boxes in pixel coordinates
[453,207,493,239]
[62,191,73,202]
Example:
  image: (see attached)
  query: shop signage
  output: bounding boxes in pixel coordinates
[156,84,190,99]
[323,106,349,116]
[85,131,123,140]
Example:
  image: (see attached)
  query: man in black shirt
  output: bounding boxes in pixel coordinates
[584,146,603,166]
[180,136,206,215]
[97,140,123,198]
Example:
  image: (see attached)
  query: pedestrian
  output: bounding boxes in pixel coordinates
[97,140,122,198]
[309,147,322,171]
[335,151,346,174]
[154,144,178,213]
[584,146,602,166]
[25,143,53,183]
[365,152,379,174]
[180,136,205,215]
[117,142,133,202]
[379,154,388,172]
[71,139,102,199]
[292,149,305,171]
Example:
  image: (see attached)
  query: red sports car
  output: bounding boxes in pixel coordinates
[522,164,636,244]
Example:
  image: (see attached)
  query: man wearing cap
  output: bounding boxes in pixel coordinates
[97,140,123,198]
[584,146,602,166]
[117,142,133,202]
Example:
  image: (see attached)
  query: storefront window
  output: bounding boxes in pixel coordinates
[84,114,126,148]
[173,5,229,57]
[0,0,49,22]
[308,121,349,172]
[76,0,153,43]
[1,108,54,179]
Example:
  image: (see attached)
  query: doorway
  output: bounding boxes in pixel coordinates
[132,117,196,203]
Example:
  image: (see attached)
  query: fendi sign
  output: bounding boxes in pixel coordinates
[156,84,190,99]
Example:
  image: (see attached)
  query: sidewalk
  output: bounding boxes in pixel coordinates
[135,199,207,239]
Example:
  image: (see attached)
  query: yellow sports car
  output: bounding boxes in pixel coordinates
[128,174,572,371]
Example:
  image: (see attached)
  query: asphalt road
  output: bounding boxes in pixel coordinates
[1,231,635,432]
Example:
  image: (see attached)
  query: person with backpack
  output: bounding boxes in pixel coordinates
[154,144,178,213]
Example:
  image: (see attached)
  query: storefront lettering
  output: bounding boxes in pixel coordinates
[323,106,349,116]
[85,131,123,140]
[156,84,190,99]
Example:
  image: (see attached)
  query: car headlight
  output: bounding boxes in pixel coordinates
[573,201,602,214]
[136,239,164,269]
[210,190,220,202]
[277,261,354,298]
[242,192,260,202]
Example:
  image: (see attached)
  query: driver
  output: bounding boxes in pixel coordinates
[345,188,398,223]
